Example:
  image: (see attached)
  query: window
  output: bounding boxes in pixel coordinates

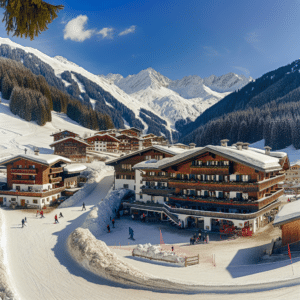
[149,171,155,176]
[145,155,151,160]
[123,184,129,188]
[33,199,38,204]
[140,194,143,199]
[28,186,32,192]
[155,155,163,160]
[16,186,20,191]
[16,175,21,179]
[121,164,132,170]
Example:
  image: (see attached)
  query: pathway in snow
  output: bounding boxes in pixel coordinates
[1,173,300,300]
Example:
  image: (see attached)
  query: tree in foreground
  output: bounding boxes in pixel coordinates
[0,0,64,40]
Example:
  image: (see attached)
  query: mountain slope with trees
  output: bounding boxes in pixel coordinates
[181,59,300,150]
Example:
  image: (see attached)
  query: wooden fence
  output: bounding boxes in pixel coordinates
[184,254,199,267]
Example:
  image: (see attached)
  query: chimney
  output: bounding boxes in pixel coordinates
[264,146,271,155]
[236,142,243,150]
[220,139,229,147]
[34,147,40,156]
[242,142,250,150]
[189,143,196,149]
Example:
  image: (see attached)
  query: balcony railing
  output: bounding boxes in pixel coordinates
[190,165,229,169]
[141,186,175,196]
[50,167,63,173]
[12,179,35,184]
[49,177,62,183]
[123,200,281,221]
[11,168,37,174]
[0,186,65,197]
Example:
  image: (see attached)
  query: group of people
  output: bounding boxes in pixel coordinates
[22,210,64,227]
[190,231,209,245]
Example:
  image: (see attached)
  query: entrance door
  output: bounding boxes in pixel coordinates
[21,199,26,207]
[0,197,2,205]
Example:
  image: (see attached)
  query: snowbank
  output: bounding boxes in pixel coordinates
[67,228,152,285]
[60,162,113,208]
[0,210,15,300]
[133,244,185,265]
[82,189,130,236]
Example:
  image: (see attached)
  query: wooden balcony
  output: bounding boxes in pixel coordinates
[141,186,175,196]
[11,168,37,174]
[257,175,285,191]
[12,179,35,184]
[257,189,284,210]
[50,167,63,173]
[49,177,62,183]
[0,186,65,197]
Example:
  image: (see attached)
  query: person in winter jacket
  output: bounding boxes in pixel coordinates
[40,210,44,218]
[54,214,59,224]
[107,224,110,233]
[82,202,86,211]
[59,212,64,218]
[21,219,25,228]
[112,219,115,228]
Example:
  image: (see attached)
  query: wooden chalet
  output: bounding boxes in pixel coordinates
[50,137,90,161]
[119,127,142,137]
[51,130,79,141]
[273,201,300,250]
[0,153,71,208]
[106,145,187,191]
[116,134,141,152]
[131,141,289,233]
[85,134,120,153]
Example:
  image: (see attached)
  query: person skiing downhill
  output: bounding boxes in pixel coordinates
[59,212,64,218]
[107,224,110,233]
[82,202,86,211]
[54,214,59,224]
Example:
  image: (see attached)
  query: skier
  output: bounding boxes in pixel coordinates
[129,227,134,240]
[82,202,86,211]
[171,246,174,252]
[112,219,115,228]
[107,224,110,233]
[54,214,59,224]
[40,210,44,218]
[21,219,25,228]
[59,212,64,218]
[36,210,39,217]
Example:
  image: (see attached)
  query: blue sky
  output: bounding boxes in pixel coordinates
[0,0,300,80]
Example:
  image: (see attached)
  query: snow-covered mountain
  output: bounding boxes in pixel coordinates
[101,68,252,124]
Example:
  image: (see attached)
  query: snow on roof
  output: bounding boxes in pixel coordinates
[50,130,79,137]
[86,134,120,143]
[0,154,71,166]
[133,145,286,172]
[249,148,286,158]
[273,201,300,226]
[50,137,90,147]
[63,164,87,173]
[105,145,188,165]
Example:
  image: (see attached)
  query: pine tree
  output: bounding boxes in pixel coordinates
[0,0,64,40]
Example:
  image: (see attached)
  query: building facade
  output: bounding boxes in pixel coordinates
[131,142,289,233]
[0,154,71,209]
[51,130,79,141]
[106,146,187,191]
[50,137,90,161]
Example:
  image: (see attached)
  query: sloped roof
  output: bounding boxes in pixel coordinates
[0,154,71,166]
[133,145,287,172]
[273,201,300,227]
[85,134,120,143]
[50,137,90,147]
[105,145,188,165]
[63,164,87,174]
[50,130,79,137]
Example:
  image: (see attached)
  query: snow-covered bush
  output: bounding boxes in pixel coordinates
[133,243,185,265]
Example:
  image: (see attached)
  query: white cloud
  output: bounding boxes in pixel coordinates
[64,15,95,42]
[119,25,136,36]
[98,27,114,39]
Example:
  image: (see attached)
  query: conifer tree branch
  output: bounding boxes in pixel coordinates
[0,0,64,40]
